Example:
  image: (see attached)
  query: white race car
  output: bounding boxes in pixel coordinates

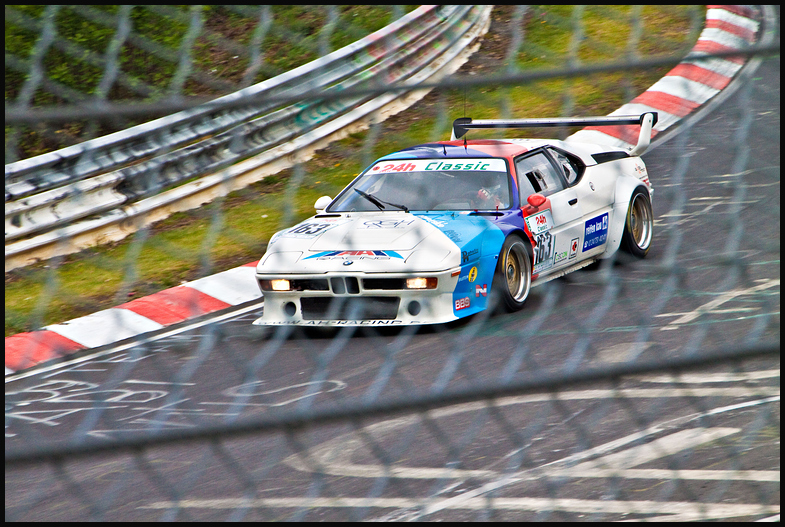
[254,113,656,326]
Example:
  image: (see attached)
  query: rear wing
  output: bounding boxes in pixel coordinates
[451,112,658,157]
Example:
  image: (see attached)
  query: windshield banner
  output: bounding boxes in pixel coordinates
[367,158,507,175]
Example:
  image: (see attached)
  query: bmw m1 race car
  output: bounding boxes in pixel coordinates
[254,112,656,327]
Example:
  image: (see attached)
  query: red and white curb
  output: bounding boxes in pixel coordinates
[4,5,765,375]
[5,262,261,374]
[569,5,761,149]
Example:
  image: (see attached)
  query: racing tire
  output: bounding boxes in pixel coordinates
[492,234,532,312]
[620,187,653,258]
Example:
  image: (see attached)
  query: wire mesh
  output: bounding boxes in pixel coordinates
[5,5,780,521]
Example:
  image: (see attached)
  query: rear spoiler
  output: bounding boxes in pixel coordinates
[451,112,658,157]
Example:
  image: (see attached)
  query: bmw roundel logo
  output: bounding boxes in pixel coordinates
[343,260,353,266]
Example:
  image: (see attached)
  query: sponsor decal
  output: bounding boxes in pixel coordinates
[553,238,578,266]
[569,238,579,259]
[583,213,609,250]
[455,297,471,310]
[532,231,555,274]
[424,161,493,171]
[524,209,554,235]
[371,162,417,173]
[367,158,507,175]
[462,248,479,263]
[468,266,478,282]
[634,163,647,177]
[634,163,651,186]
[418,215,447,228]
[475,284,487,297]
[443,229,462,242]
[304,250,404,260]
[359,219,416,229]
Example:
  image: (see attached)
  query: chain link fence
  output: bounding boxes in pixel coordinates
[5,5,780,521]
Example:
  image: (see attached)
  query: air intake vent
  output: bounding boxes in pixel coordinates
[301,297,400,320]
[330,276,360,294]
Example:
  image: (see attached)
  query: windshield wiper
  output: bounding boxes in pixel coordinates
[353,188,409,212]
[469,210,504,217]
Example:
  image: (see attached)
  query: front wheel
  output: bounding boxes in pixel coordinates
[620,188,653,258]
[492,235,532,312]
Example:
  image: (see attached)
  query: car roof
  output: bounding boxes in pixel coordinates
[380,138,622,166]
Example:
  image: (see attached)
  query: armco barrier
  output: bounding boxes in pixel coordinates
[5,5,492,271]
[5,6,456,195]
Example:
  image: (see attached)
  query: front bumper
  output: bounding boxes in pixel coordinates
[254,269,461,326]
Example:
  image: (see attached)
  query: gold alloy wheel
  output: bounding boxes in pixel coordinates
[504,240,531,303]
[629,192,653,250]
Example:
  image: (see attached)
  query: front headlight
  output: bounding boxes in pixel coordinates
[258,279,291,291]
[405,277,437,290]
[271,279,291,291]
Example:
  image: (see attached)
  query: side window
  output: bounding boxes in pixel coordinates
[549,148,583,186]
[515,152,565,199]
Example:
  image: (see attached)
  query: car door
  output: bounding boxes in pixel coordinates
[547,147,613,259]
[515,149,585,275]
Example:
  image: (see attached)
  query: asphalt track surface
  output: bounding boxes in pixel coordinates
[5,56,780,521]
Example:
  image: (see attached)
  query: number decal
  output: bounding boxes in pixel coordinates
[532,231,555,274]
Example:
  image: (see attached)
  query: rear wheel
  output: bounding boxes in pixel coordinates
[492,235,532,312]
[621,188,653,258]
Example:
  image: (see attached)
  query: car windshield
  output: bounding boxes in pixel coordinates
[329,158,511,212]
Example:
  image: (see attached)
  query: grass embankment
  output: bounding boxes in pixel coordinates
[5,5,704,336]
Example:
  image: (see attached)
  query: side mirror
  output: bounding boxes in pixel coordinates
[527,194,546,208]
[314,196,332,212]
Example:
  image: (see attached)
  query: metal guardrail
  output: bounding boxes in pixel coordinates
[5,5,492,270]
